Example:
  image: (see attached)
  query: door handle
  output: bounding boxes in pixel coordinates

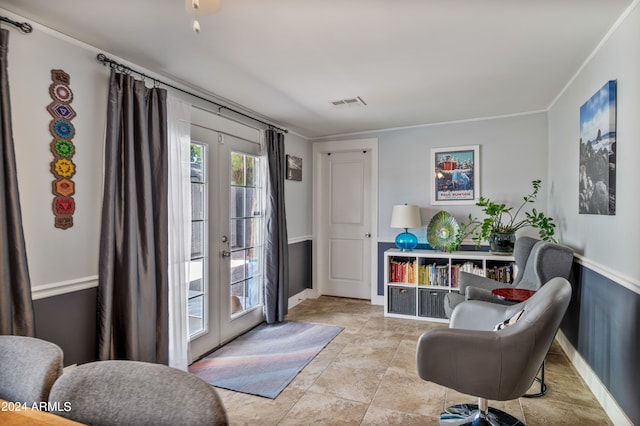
[364,233,371,238]
[222,250,231,257]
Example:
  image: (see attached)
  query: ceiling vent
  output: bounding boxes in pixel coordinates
[331,96,367,108]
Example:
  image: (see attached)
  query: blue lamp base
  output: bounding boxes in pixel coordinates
[395,231,418,251]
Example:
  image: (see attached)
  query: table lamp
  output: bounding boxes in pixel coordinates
[391,204,422,251]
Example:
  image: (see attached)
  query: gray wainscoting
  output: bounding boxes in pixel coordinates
[377,242,397,296]
[561,263,639,425]
[32,239,313,367]
[288,239,312,297]
[34,287,98,367]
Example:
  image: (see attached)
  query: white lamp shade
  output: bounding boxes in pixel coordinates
[390,205,422,229]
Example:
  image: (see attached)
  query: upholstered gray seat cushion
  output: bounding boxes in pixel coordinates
[48,360,228,426]
[0,335,63,405]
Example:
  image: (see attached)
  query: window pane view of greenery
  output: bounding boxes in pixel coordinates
[230,152,262,316]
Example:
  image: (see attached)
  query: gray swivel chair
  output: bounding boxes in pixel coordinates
[444,237,573,318]
[0,335,64,405]
[48,360,228,425]
[416,277,572,425]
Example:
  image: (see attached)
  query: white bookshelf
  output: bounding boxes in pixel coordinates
[383,248,515,322]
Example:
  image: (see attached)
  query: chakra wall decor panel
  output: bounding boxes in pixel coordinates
[47,69,76,229]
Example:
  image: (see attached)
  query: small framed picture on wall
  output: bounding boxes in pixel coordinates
[431,145,480,205]
[286,155,302,181]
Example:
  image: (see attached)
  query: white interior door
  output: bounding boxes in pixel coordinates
[188,125,264,361]
[320,150,372,299]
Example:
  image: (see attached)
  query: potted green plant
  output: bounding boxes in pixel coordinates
[456,179,556,253]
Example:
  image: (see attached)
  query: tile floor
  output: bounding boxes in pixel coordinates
[215,296,612,425]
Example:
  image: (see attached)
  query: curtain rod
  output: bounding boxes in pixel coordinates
[96,53,288,134]
[0,16,33,33]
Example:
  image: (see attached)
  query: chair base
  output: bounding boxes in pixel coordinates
[522,361,547,398]
[439,404,524,426]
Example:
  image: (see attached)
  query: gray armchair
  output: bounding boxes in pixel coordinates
[0,335,64,405]
[444,236,573,318]
[48,360,228,425]
[417,277,572,425]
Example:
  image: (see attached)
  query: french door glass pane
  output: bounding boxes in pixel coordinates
[191,183,204,221]
[245,156,257,187]
[189,142,207,339]
[229,151,263,317]
[231,219,244,250]
[231,186,245,219]
[246,218,260,248]
[230,281,245,313]
[231,250,245,283]
[191,144,204,183]
[246,247,261,276]
[188,295,204,336]
[245,187,259,217]
[191,221,204,258]
[231,153,244,186]
[230,218,260,249]
[189,259,204,294]
[246,277,261,309]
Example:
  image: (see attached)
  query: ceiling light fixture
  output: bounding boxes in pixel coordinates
[185,0,220,33]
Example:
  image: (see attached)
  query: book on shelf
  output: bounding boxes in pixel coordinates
[389,258,416,283]
[486,264,514,283]
[415,262,448,287]
[451,261,484,289]
[388,254,515,288]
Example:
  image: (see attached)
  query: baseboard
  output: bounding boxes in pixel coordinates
[288,289,314,309]
[555,330,632,426]
[290,289,383,307]
[288,288,384,309]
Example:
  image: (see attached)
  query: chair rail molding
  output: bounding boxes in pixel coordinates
[573,254,639,295]
[31,276,98,300]
[288,235,311,245]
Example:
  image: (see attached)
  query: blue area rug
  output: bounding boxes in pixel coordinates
[189,321,342,399]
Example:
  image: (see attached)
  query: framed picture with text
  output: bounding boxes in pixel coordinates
[431,145,479,205]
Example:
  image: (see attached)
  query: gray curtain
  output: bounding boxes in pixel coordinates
[264,129,289,324]
[0,29,34,337]
[98,70,168,363]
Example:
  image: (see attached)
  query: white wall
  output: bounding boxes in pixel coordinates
[7,20,107,289]
[548,2,640,281]
[315,112,549,243]
[284,132,313,241]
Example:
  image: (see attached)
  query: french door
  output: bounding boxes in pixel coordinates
[188,125,265,361]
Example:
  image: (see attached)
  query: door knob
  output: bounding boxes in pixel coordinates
[222,250,231,257]
[364,233,371,238]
